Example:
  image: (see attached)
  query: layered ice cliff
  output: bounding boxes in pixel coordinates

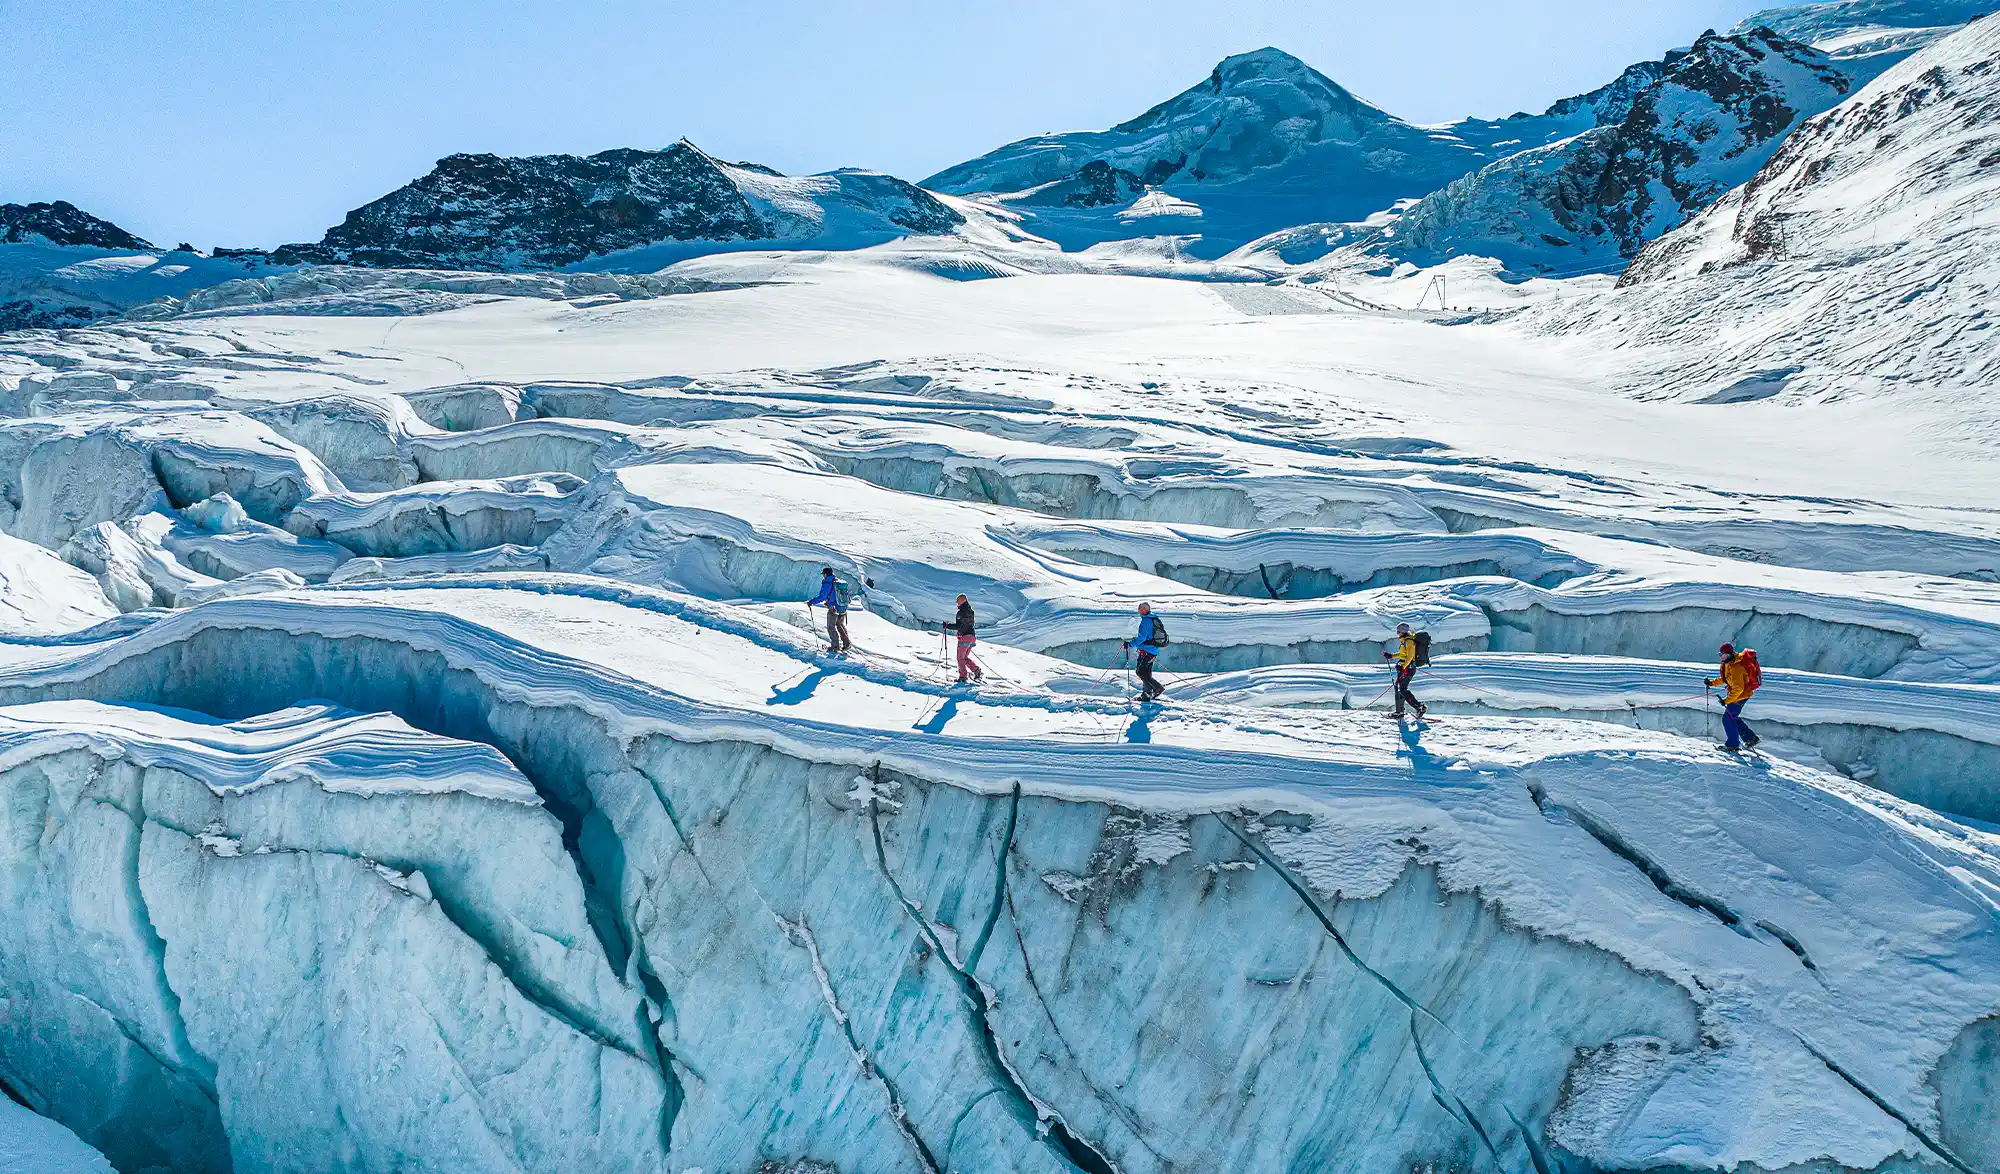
[1,581,1997,1174]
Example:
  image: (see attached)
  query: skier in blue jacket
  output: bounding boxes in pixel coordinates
[1121,602,1166,701]
[808,567,853,655]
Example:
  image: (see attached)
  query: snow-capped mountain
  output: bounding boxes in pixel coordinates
[1,203,280,332]
[924,48,1486,255]
[1369,28,1851,275]
[1734,0,1995,78]
[1535,14,2000,404]
[277,141,966,272]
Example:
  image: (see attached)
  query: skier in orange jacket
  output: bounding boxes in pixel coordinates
[1706,643,1763,751]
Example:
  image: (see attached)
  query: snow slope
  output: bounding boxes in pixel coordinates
[0,241,284,332]
[0,200,297,331]
[1532,14,2000,406]
[1735,0,1996,78]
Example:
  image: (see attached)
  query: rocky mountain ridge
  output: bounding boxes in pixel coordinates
[274,141,964,272]
[0,201,151,251]
[1525,14,2000,403]
[1366,27,1852,274]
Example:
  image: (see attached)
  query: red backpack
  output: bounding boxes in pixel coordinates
[1738,649,1762,692]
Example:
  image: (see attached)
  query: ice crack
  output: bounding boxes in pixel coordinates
[964,782,1022,971]
[1528,781,1822,975]
[1792,1031,1985,1174]
[775,912,945,1174]
[1212,814,1445,1029]
[865,770,1120,1174]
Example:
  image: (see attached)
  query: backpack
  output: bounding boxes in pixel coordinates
[1738,648,1761,692]
[1149,615,1170,646]
[832,579,854,610]
[1411,630,1432,668]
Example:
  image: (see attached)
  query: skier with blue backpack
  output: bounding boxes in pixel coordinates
[1121,602,1170,702]
[808,567,868,656]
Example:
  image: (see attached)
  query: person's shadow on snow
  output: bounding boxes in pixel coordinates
[1396,720,1450,774]
[1125,706,1156,744]
[914,698,959,734]
[766,668,833,707]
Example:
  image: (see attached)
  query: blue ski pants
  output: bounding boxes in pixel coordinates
[1722,700,1758,748]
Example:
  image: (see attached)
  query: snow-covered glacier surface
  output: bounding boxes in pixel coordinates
[5,125,2000,1173]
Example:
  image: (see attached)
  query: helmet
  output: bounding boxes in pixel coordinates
[821,567,834,576]
[1719,642,1736,656]
[1396,623,1411,634]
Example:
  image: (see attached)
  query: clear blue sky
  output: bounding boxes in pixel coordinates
[1,0,1768,249]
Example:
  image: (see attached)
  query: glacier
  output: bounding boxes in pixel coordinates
[2,8,1999,1172]
[1,582,1997,1173]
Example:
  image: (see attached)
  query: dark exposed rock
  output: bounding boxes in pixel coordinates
[274,142,769,270]
[1595,28,1851,255]
[1065,161,1142,207]
[273,141,961,272]
[0,201,152,250]
[0,299,99,332]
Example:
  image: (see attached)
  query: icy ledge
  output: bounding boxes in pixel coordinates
[0,1099,114,1174]
[0,580,1996,1173]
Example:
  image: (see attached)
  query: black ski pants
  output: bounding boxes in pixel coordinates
[1136,651,1162,698]
[1394,664,1424,715]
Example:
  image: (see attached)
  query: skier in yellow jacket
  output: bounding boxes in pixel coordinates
[1384,623,1427,720]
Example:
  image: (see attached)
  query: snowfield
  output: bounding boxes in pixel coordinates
[2,12,1999,1174]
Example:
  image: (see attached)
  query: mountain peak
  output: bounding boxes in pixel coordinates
[924,45,1481,252]
[1210,46,1323,82]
